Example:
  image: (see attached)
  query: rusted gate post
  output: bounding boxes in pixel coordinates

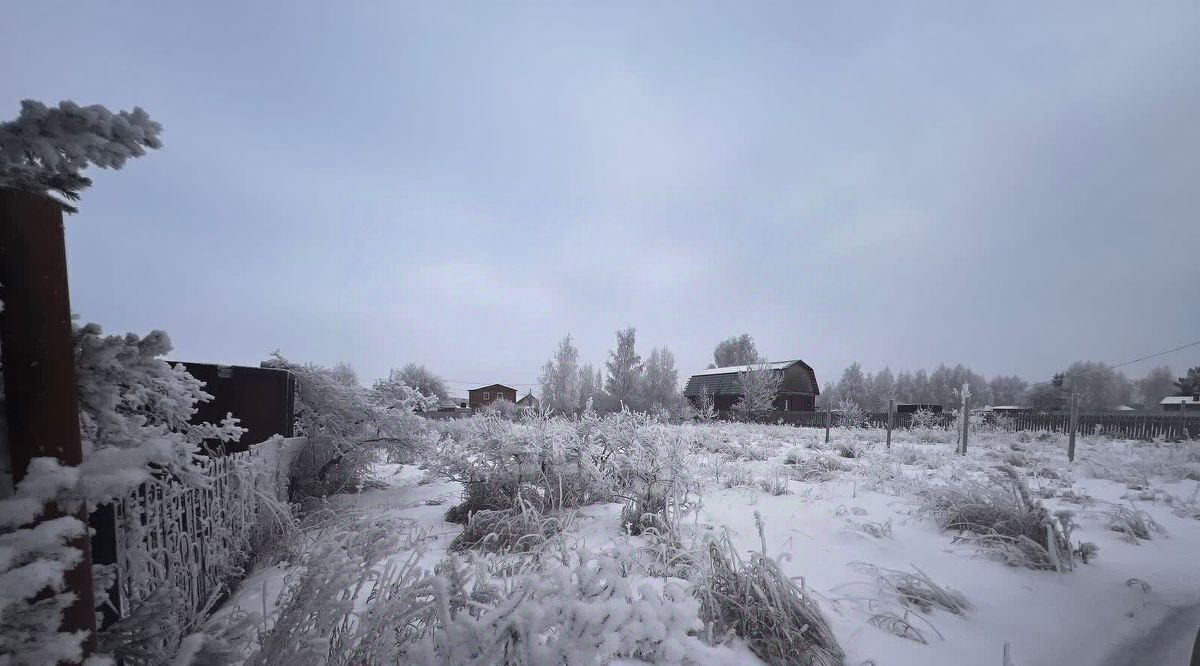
[1067,393,1079,462]
[0,190,97,659]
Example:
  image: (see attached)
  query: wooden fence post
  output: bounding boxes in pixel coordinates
[886,399,894,449]
[824,404,832,444]
[960,395,969,455]
[1068,393,1078,462]
[0,190,97,659]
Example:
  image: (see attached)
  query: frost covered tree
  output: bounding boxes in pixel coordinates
[928,364,992,409]
[1058,361,1130,411]
[329,361,359,387]
[642,347,680,412]
[388,363,448,399]
[1134,366,1175,408]
[1176,367,1200,396]
[711,333,764,368]
[605,327,644,410]
[577,363,603,412]
[733,362,783,419]
[835,363,869,408]
[539,334,582,414]
[865,367,895,411]
[0,99,162,212]
[989,375,1028,406]
[1022,381,1065,411]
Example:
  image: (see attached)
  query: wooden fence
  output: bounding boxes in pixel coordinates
[758,410,1199,440]
[94,436,304,636]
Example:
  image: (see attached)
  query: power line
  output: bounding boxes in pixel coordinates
[1027,337,1200,388]
[441,378,539,387]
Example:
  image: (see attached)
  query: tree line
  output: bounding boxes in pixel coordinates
[818,362,1198,412]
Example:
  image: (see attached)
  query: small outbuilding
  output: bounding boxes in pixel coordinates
[469,384,518,409]
[1161,396,1200,412]
[517,391,540,409]
[683,360,819,412]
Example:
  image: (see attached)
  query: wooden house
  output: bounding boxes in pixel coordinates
[683,360,819,412]
[469,383,517,409]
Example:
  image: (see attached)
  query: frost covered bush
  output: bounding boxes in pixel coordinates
[835,399,869,429]
[434,411,612,524]
[402,546,726,665]
[251,538,725,666]
[264,354,435,500]
[919,466,1091,571]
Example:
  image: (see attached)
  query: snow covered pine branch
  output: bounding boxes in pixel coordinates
[0,100,162,213]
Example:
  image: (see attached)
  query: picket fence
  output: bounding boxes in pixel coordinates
[97,436,304,630]
[761,410,1199,440]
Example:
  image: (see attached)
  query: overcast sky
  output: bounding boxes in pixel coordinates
[4,2,1198,393]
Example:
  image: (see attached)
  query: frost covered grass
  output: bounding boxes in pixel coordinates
[1102,504,1166,542]
[450,501,573,553]
[918,465,1088,571]
[698,517,843,666]
[207,412,1200,666]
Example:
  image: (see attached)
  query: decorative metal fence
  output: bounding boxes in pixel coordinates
[758,410,1199,440]
[95,436,304,630]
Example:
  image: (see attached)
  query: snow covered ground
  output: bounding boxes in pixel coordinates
[212,418,1200,665]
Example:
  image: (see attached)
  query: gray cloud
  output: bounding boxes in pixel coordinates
[4,1,1198,389]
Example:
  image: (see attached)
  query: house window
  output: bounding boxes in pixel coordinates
[482,392,490,400]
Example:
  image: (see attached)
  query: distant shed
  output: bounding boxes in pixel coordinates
[683,360,819,412]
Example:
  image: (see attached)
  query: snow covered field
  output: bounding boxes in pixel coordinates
[212,416,1200,665]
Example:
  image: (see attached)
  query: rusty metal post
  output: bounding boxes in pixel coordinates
[0,190,97,659]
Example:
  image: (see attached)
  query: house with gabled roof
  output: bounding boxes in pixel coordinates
[683,360,819,412]
[468,383,517,409]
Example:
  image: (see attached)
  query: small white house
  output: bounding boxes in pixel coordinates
[1160,396,1200,412]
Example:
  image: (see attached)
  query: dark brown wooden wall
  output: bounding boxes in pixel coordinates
[173,362,295,453]
[468,385,518,409]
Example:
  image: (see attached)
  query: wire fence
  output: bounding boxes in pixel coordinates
[757,411,1199,440]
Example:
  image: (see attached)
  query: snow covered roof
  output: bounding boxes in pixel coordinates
[1115,405,1136,411]
[683,360,818,397]
[1160,396,1200,405]
[690,360,800,377]
[470,384,516,393]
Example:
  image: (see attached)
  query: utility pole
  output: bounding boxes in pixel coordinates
[0,190,97,660]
